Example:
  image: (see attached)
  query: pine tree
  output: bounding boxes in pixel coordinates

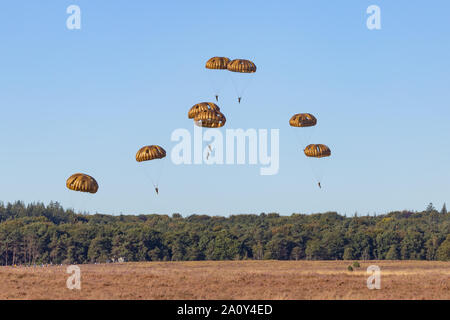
[426,202,435,213]
[441,203,447,214]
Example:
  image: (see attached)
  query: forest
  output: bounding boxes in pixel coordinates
[0,201,449,265]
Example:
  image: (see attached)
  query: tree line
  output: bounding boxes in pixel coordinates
[0,201,449,265]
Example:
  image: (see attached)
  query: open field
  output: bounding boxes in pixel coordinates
[0,260,449,300]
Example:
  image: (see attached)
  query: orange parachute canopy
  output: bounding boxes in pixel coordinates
[205,57,230,70]
[188,102,221,119]
[136,145,166,162]
[289,113,317,127]
[304,144,331,158]
[194,109,226,128]
[66,173,99,194]
[227,59,257,73]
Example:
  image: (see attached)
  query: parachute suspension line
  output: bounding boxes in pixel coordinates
[205,57,231,102]
[142,158,165,195]
[229,72,240,103]
[293,127,306,149]
[142,166,156,189]
[206,71,220,102]
[142,161,164,193]
[306,157,322,188]
[228,72,253,104]
[136,145,166,195]
[155,157,166,189]
[292,125,315,150]
[290,128,316,187]
[306,155,328,190]
[306,126,316,146]
[239,74,253,98]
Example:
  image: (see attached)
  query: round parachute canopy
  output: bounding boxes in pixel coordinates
[188,102,221,119]
[304,144,331,158]
[227,59,257,73]
[136,145,166,162]
[194,109,226,128]
[289,113,317,127]
[205,57,230,70]
[66,173,99,194]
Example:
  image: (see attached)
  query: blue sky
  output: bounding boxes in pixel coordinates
[0,1,449,216]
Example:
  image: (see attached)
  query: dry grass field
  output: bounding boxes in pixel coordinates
[0,260,449,300]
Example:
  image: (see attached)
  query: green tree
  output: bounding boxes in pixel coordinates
[251,242,264,260]
[441,203,447,215]
[290,246,303,260]
[400,231,424,260]
[322,231,345,259]
[305,239,324,260]
[264,235,290,260]
[425,237,440,260]
[49,232,68,264]
[0,201,449,263]
[436,236,450,261]
[343,247,354,260]
[426,202,436,213]
[170,238,186,261]
[205,230,239,260]
[385,244,399,260]
[88,236,111,263]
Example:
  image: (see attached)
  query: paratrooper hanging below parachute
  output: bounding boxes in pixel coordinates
[304,144,331,189]
[136,145,166,195]
[205,57,230,102]
[227,59,256,104]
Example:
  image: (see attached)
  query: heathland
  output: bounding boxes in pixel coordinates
[1,260,449,299]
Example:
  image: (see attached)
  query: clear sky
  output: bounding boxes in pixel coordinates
[0,1,449,216]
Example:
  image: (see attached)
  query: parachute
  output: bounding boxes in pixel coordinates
[189,102,226,160]
[304,144,331,158]
[206,57,230,70]
[194,109,226,128]
[289,113,317,128]
[66,173,98,194]
[227,59,257,73]
[205,57,230,101]
[136,145,167,162]
[290,111,331,188]
[227,59,256,103]
[136,145,166,195]
[289,113,317,147]
[188,102,221,119]
[304,144,331,188]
